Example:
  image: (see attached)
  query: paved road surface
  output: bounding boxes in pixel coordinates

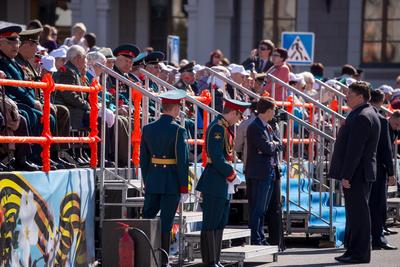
[181,223,400,266]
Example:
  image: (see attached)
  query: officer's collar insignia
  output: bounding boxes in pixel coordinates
[221,117,230,128]
[214,132,222,140]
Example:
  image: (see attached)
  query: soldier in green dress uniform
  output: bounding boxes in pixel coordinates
[196,98,250,267]
[140,90,189,267]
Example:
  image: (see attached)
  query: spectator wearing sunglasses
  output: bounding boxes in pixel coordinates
[262,48,290,101]
[242,39,275,73]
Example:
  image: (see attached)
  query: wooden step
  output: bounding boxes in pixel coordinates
[220,245,278,267]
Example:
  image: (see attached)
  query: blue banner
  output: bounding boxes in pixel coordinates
[0,169,95,266]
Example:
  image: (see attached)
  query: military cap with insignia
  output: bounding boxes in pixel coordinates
[0,25,22,40]
[19,28,43,44]
[144,51,165,65]
[159,89,187,105]
[224,98,251,113]
[179,61,195,73]
[113,44,140,58]
[132,51,148,66]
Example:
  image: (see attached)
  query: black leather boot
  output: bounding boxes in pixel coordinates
[205,231,218,267]
[161,232,171,267]
[200,231,209,265]
[214,229,224,267]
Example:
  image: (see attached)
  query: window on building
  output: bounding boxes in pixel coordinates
[254,0,296,47]
[150,0,188,59]
[362,0,400,65]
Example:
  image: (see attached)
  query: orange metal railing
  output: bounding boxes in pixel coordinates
[0,73,101,172]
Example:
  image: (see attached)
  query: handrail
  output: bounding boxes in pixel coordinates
[339,82,394,115]
[315,79,346,98]
[139,69,220,116]
[0,74,100,172]
[205,67,260,100]
[96,63,161,103]
[382,106,394,115]
[282,109,335,142]
[268,74,347,121]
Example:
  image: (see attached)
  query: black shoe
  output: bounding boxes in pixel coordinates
[384,228,398,235]
[334,254,347,261]
[0,161,11,171]
[59,157,77,169]
[335,256,369,264]
[77,156,90,166]
[373,243,398,250]
[104,160,115,168]
[52,157,77,169]
[14,161,40,171]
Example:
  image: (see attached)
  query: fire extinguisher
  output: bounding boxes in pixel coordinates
[118,222,135,267]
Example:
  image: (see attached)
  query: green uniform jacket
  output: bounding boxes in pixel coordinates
[0,50,36,108]
[196,114,235,199]
[140,114,189,194]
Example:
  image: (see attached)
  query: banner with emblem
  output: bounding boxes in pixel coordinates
[0,169,95,266]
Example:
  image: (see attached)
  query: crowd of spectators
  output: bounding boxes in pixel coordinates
[1,19,400,173]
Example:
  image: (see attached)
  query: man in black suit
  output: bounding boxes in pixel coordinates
[242,40,274,73]
[246,96,282,245]
[329,81,381,264]
[368,89,397,250]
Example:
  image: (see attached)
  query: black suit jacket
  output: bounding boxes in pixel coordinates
[242,57,273,73]
[375,109,394,178]
[245,117,281,180]
[329,103,381,182]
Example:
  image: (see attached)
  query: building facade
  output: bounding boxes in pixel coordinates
[1,0,399,86]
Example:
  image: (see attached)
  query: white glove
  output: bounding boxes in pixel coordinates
[180,193,189,204]
[98,108,116,128]
[227,177,241,194]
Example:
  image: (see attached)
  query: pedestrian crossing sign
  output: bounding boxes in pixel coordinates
[281,32,315,65]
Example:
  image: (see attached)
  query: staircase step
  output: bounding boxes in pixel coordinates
[185,228,251,243]
[103,179,142,191]
[220,245,278,265]
[124,196,145,207]
[173,211,203,224]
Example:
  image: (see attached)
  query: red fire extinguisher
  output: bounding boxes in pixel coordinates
[118,222,135,267]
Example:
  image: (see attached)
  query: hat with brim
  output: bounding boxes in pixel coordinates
[0,25,22,40]
[113,44,140,59]
[41,55,58,72]
[132,51,148,66]
[20,28,42,43]
[193,64,205,72]
[99,47,116,60]
[49,48,67,59]
[379,84,394,94]
[179,61,195,73]
[159,89,187,104]
[228,64,248,76]
[224,98,251,113]
[144,51,165,65]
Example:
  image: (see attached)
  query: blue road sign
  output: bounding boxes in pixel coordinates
[281,32,315,66]
[167,35,180,66]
